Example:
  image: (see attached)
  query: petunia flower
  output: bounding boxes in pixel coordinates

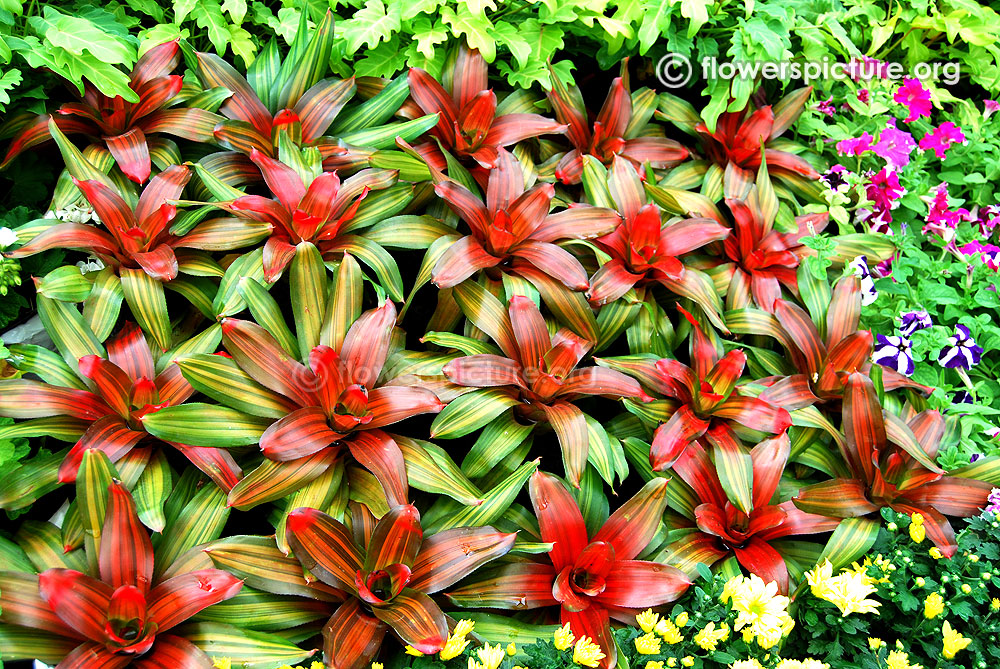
[816,98,836,116]
[849,255,878,305]
[974,204,1000,238]
[872,335,914,376]
[821,164,849,191]
[938,324,983,369]
[848,57,889,81]
[953,391,974,404]
[872,119,916,170]
[919,122,966,159]
[835,132,874,156]
[894,78,932,122]
[857,89,870,103]
[985,100,999,118]
[858,206,893,234]
[959,240,1000,271]
[865,169,905,209]
[899,310,931,336]
[924,184,971,241]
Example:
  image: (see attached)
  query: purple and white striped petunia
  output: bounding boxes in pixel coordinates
[953,390,974,404]
[872,334,914,376]
[899,310,932,336]
[849,255,878,305]
[938,324,983,369]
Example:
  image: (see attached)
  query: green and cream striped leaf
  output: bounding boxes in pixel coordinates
[37,295,105,371]
[133,448,173,533]
[83,267,125,341]
[429,389,520,440]
[180,622,315,669]
[395,433,483,506]
[427,459,539,533]
[121,267,172,352]
[140,404,272,447]
[153,484,230,579]
[290,241,327,359]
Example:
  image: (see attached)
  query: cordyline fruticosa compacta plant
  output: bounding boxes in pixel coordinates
[2,21,1000,669]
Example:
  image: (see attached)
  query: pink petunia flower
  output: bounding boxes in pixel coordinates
[857,89,870,103]
[985,100,1000,118]
[959,240,1000,271]
[924,183,972,241]
[894,78,932,122]
[865,169,905,209]
[816,97,836,116]
[836,131,874,156]
[919,122,966,159]
[974,204,1000,238]
[872,119,916,170]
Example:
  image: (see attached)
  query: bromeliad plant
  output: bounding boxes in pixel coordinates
[656,431,839,593]
[546,63,688,184]
[431,294,649,486]
[447,471,691,668]
[222,147,402,285]
[285,503,515,667]
[0,40,220,184]
[407,44,568,169]
[793,372,999,557]
[598,306,791,471]
[0,475,244,666]
[429,148,620,292]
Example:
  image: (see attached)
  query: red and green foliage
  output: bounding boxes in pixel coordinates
[793,372,997,557]
[546,63,688,184]
[434,294,648,486]
[285,503,514,667]
[1,41,219,184]
[407,44,568,169]
[448,471,690,667]
[0,478,242,666]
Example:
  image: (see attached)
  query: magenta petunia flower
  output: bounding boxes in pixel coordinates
[872,119,916,170]
[919,122,966,159]
[817,97,836,116]
[836,131,874,156]
[894,78,932,122]
[858,89,870,104]
[985,100,999,118]
[924,184,972,241]
[959,240,1000,271]
[865,169,905,209]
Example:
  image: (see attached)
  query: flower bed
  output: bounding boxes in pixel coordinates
[2,2,1000,669]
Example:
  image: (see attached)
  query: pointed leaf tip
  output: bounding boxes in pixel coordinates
[287,507,318,534]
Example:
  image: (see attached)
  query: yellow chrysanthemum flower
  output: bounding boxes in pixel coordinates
[554,623,575,650]
[507,642,517,655]
[372,664,384,669]
[941,620,971,659]
[992,597,1000,610]
[644,662,664,669]
[475,643,506,669]
[637,609,660,633]
[440,619,476,660]
[730,660,765,669]
[572,636,606,668]
[775,660,829,669]
[635,632,662,654]
[929,547,944,560]
[655,618,684,644]
[675,611,689,627]
[694,621,730,651]
[924,592,945,619]
[212,660,231,669]
[680,657,694,667]
[868,637,883,650]
[405,645,425,656]
[806,559,880,616]
[724,573,793,648]
[909,513,925,543]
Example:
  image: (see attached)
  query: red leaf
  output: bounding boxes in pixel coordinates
[221,318,318,408]
[587,258,643,305]
[792,478,879,518]
[509,294,551,372]
[750,433,790,509]
[457,90,497,145]
[650,405,710,471]
[559,366,649,400]
[595,77,631,139]
[431,236,502,288]
[107,322,156,383]
[0,571,84,639]
[100,481,154,594]
[286,507,365,590]
[511,240,589,291]
[485,113,568,147]
[540,401,590,488]
[340,301,396,389]
[529,470,589,571]
[138,108,221,143]
[346,429,409,507]
[365,386,443,429]
[409,527,516,594]
[294,76,356,143]
[596,560,691,608]
[170,442,243,491]
[105,127,152,184]
[131,40,180,86]
[442,354,526,389]
[408,68,458,143]
[323,598,387,669]
[532,207,621,244]
[248,148,305,211]
[622,136,689,168]
[132,244,179,281]
[5,223,119,258]
[843,371,885,483]
[432,180,491,240]
[38,569,112,642]
[773,299,825,376]
[733,536,789,594]
[672,440,727,509]
[903,477,993,517]
[58,417,147,483]
[132,634,213,669]
[78,355,132,418]
[146,569,243,632]
[260,407,341,461]
[196,52,272,135]
[371,588,448,654]
[451,45,488,110]
[57,643,133,669]
[714,395,791,434]
[364,504,422,571]
[72,178,140,252]
[592,477,669,561]
[445,562,558,609]
[561,605,614,668]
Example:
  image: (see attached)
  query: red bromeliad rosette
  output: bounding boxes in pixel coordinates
[0,480,242,667]
[285,503,514,667]
[448,471,690,668]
